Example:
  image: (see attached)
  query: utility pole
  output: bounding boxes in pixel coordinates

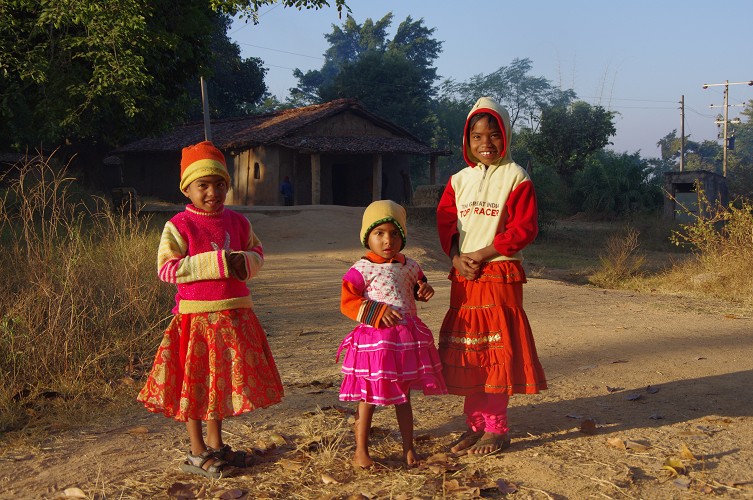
[702,80,753,177]
[679,95,685,172]
[200,76,212,142]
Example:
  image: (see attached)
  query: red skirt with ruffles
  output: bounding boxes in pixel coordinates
[137,309,284,421]
[438,260,547,396]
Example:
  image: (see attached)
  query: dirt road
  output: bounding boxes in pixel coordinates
[2,206,752,499]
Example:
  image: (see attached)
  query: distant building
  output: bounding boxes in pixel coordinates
[111,99,448,206]
[663,170,728,221]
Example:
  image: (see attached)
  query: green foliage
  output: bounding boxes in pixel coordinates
[441,58,576,131]
[657,130,722,172]
[571,151,663,216]
[527,101,617,180]
[290,13,441,141]
[0,0,341,151]
[185,15,268,119]
[211,0,350,21]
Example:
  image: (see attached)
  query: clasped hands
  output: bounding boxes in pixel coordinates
[453,252,483,281]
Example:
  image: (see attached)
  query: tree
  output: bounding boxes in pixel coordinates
[442,58,576,130]
[185,15,268,120]
[0,0,348,151]
[725,99,753,198]
[572,151,663,216]
[527,101,617,180]
[289,13,441,141]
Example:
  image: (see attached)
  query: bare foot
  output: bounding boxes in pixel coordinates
[466,432,511,455]
[404,448,419,467]
[353,450,375,469]
[450,429,483,455]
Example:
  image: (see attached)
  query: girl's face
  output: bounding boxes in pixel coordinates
[367,221,402,259]
[469,116,504,166]
[182,175,228,212]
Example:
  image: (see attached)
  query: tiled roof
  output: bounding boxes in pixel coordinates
[114,99,448,156]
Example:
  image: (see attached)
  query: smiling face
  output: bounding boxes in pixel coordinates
[182,175,228,212]
[469,115,505,166]
[366,221,403,259]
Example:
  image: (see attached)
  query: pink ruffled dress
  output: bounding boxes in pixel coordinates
[337,254,447,406]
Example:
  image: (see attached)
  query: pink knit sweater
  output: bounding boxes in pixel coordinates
[157,205,263,314]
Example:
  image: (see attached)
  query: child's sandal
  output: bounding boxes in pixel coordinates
[208,444,254,468]
[180,449,227,479]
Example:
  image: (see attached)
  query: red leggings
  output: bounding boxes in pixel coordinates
[464,392,509,435]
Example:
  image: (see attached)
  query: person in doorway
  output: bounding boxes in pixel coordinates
[280,176,293,206]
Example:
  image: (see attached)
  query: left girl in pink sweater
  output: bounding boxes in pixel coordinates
[138,141,283,479]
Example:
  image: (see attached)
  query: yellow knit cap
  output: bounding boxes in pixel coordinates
[360,200,407,250]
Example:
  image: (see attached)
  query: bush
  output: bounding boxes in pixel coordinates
[666,193,753,303]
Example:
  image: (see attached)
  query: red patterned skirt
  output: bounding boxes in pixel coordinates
[137,308,284,421]
[438,260,547,396]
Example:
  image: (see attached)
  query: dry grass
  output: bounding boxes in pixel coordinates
[0,152,171,431]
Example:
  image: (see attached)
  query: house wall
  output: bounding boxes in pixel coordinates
[121,151,183,203]
[228,146,290,206]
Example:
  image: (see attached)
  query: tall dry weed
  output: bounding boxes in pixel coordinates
[590,227,646,288]
[0,152,170,431]
[666,191,753,302]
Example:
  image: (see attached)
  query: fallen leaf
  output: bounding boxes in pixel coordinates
[268,433,287,446]
[217,488,245,499]
[321,473,339,485]
[625,440,650,452]
[126,426,149,435]
[426,452,450,464]
[679,443,696,460]
[278,458,304,471]
[428,464,446,474]
[415,433,432,442]
[606,437,625,449]
[611,359,628,364]
[580,419,597,435]
[167,482,198,498]
[664,457,686,474]
[672,477,691,489]
[444,479,462,492]
[62,487,86,498]
[496,479,519,494]
[606,386,624,393]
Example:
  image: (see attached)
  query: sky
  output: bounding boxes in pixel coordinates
[229,0,753,159]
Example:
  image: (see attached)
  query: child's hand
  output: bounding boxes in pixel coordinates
[228,253,248,280]
[416,281,434,302]
[453,254,481,281]
[380,307,403,327]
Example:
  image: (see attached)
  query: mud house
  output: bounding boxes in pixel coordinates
[111,99,448,206]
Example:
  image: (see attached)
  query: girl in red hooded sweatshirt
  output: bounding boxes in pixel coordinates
[436,97,547,455]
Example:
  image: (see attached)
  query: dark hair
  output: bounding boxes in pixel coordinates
[468,112,501,132]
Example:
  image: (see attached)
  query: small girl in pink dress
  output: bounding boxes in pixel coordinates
[337,200,447,468]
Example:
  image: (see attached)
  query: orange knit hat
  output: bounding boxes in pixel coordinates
[179,141,230,191]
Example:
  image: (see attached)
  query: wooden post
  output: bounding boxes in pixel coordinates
[311,153,321,205]
[372,154,382,201]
